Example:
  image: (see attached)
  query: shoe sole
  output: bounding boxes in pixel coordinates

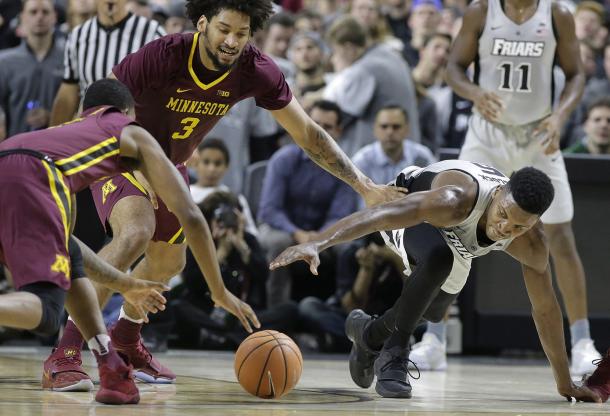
[134,370,175,384]
[375,382,412,399]
[95,389,140,405]
[43,378,94,392]
[348,344,374,389]
[345,310,375,389]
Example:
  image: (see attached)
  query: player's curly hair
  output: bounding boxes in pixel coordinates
[507,167,554,216]
[185,0,274,33]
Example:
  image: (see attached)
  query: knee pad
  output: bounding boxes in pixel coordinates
[21,282,66,337]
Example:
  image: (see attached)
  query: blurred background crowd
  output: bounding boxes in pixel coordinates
[0,0,609,356]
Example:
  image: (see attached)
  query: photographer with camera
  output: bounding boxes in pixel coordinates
[175,191,298,349]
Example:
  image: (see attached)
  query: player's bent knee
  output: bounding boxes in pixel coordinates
[114,225,154,255]
[21,282,66,337]
[148,249,186,280]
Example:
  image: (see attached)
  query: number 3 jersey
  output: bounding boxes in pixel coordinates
[113,32,292,165]
[476,0,556,125]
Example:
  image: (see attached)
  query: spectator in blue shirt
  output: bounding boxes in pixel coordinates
[258,100,358,306]
[353,104,436,207]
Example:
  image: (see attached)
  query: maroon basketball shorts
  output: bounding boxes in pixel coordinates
[90,164,189,244]
[0,153,72,290]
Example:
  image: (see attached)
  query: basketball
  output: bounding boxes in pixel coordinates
[234,330,303,399]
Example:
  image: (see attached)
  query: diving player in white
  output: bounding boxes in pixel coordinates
[269,160,601,402]
[445,0,601,376]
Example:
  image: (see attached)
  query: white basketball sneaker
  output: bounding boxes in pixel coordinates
[571,338,602,376]
[408,333,447,371]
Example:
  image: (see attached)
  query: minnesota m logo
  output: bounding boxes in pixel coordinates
[51,254,70,280]
[102,179,117,204]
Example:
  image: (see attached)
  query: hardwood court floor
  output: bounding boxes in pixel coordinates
[0,347,608,416]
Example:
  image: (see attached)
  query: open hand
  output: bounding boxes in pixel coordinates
[270,242,321,275]
[363,183,408,207]
[121,280,169,323]
[212,288,260,333]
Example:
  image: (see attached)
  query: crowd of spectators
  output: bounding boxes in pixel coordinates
[0,0,609,352]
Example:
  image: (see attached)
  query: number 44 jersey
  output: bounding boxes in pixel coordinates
[113,32,292,165]
[476,0,556,126]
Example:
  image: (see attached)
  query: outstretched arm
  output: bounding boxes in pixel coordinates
[119,125,260,333]
[507,227,600,402]
[271,98,408,206]
[270,183,472,273]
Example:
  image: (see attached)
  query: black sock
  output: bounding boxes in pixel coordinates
[364,318,393,350]
[383,329,410,350]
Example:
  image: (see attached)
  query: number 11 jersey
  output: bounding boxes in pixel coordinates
[476,0,556,126]
[113,32,292,165]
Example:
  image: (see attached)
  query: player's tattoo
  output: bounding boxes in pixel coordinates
[73,237,130,291]
[301,124,360,189]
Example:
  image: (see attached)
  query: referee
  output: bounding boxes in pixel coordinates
[50,0,165,125]
[50,0,165,251]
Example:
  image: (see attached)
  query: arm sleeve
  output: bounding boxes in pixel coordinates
[256,152,300,234]
[323,68,375,117]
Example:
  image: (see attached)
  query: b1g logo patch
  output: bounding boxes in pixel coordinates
[102,179,117,204]
[50,254,70,280]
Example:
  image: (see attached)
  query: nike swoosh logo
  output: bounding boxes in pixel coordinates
[491,26,502,30]
[176,88,191,93]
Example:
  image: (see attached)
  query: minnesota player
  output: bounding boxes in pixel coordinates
[0,79,259,401]
[46,0,406,389]
[270,160,600,402]
[444,0,601,375]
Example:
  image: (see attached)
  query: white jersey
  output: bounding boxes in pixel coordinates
[477,0,557,125]
[384,160,515,268]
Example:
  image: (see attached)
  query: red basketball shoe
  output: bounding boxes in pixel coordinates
[110,323,176,383]
[42,346,93,391]
[584,348,610,403]
[94,348,140,405]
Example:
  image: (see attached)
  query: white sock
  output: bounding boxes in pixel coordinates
[87,334,111,356]
[119,306,145,324]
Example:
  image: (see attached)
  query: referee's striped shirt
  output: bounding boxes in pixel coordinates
[63,13,165,95]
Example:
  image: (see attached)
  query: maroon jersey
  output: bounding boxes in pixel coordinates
[113,32,292,164]
[0,106,133,192]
